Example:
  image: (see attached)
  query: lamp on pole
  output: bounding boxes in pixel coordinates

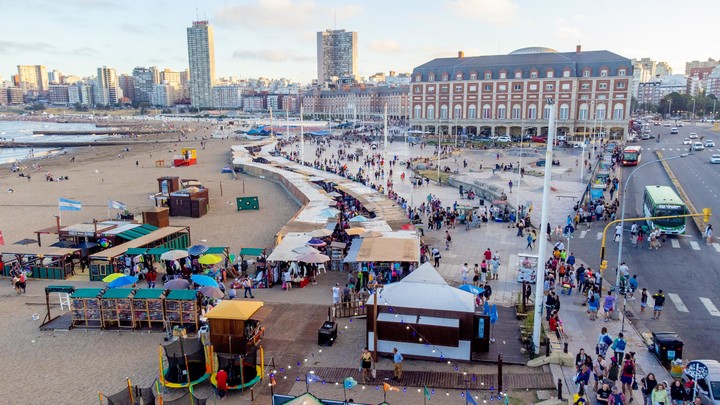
[691,98,696,125]
[533,98,556,354]
[614,154,688,329]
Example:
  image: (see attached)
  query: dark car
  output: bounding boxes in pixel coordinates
[536,159,560,167]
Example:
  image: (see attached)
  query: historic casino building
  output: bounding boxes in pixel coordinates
[409,46,633,139]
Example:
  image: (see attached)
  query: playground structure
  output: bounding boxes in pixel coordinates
[158,337,213,389]
[173,148,197,167]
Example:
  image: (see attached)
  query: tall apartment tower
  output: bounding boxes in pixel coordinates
[187,20,216,108]
[95,66,119,105]
[17,65,49,94]
[316,29,358,84]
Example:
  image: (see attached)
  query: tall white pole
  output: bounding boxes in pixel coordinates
[269,106,275,140]
[437,120,441,182]
[516,121,524,214]
[533,99,556,354]
[300,104,305,166]
[286,104,289,139]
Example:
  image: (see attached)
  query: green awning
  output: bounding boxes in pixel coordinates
[147,247,170,255]
[133,289,165,299]
[166,290,198,301]
[239,247,264,257]
[102,289,134,299]
[70,288,104,299]
[116,224,159,241]
[205,247,228,255]
[125,248,148,255]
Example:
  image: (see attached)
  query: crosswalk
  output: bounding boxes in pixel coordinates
[577,230,720,253]
[664,294,720,317]
[644,147,720,153]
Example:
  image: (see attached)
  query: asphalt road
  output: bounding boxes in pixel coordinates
[569,123,720,361]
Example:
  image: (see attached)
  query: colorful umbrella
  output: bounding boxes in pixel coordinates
[307,238,327,247]
[102,273,126,283]
[187,244,210,256]
[198,254,223,265]
[458,284,484,295]
[164,279,190,290]
[297,252,330,264]
[108,275,138,288]
[160,250,189,261]
[309,229,333,237]
[349,215,369,223]
[199,286,225,298]
[191,274,219,287]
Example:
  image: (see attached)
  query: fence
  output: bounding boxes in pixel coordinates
[327,292,369,320]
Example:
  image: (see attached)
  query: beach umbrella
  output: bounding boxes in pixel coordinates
[458,284,484,295]
[102,273,127,283]
[199,286,225,299]
[309,229,333,237]
[191,274,219,287]
[292,245,320,255]
[344,227,365,236]
[164,279,190,290]
[360,230,383,238]
[317,207,341,218]
[198,254,223,265]
[297,252,330,264]
[349,215,369,223]
[160,250,189,261]
[307,238,327,247]
[108,275,137,288]
[187,244,210,256]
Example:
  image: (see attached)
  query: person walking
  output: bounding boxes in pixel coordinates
[620,353,636,402]
[640,288,648,313]
[526,232,533,249]
[597,327,613,358]
[651,382,668,405]
[508,180,513,193]
[392,348,403,381]
[705,224,714,245]
[216,368,228,401]
[332,283,341,305]
[603,290,616,322]
[593,354,608,392]
[611,333,627,362]
[242,276,255,298]
[614,223,623,242]
[651,290,665,320]
[461,263,469,284]
[491,253,501,280]
[445,230,452,250]
[360,348,373,383]
[432,247,441,267]
[640,373,658,405]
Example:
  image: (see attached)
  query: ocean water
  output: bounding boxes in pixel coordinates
[0,121,109,164]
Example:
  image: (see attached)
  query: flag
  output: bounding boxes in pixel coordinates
[490,304,499,325]
[423,385,431,400]
[306,373,322,384]
[466,390,479,405]
[59,197,82,211]
[108,200,126,210]
[343,377,357,389]
[383,382,399,392]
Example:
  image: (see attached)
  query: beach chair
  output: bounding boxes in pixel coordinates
[58,292,71,311]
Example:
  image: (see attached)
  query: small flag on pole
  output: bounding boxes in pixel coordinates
[383,382,399,392]
[343,377,357,389]
[466,390,479,405]
[59,197,82,211]
[423,385,431,400]
[108,200,126,210]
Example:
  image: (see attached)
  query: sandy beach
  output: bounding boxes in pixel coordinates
[0,119,300,404]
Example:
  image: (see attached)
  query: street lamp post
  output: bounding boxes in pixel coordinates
[614,154,687,328]
[692,98,696,125]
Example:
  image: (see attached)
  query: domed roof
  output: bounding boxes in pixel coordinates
[509,47,558,55]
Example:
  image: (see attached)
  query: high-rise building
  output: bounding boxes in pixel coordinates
[69,83,93,106]
[48,69,63,84]
[95,66,119,105]
[161,68,183,104]
[48,84,70,104]
[118,74,135,103]
[317,29,358,84]
[132,66,159,104]
[6,87,24,104]
[187,20,216,108]
[17,65,49,94]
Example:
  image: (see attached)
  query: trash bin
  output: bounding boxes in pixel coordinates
[652,332,683,362]
[318,321,337,346]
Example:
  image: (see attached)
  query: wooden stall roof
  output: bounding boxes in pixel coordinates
[276,221,321,239]
[355,237,420,263]
[1,246,80,257]
[89,226,189,260]
[205,300,263,321]
[334,184,410,231]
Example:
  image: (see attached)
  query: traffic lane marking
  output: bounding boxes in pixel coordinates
[596,232,602,240]
[668,293,689,312]
[699,297,720,317]
[713,243,720,253]
[690,241,701,250]
[671,239,680,248]
[580,230,587,239]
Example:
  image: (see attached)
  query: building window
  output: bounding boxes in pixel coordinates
[454,104,462,119]
[600,69,608,77]
[482,104,491,119]
[559,103,569,120]
[455,85,463,92]
[499,71,507,79]
[440,105,448,119]
[428,86,435,93]
[561,83,570,90]
[528,104,537,119]
[547,70,554,78]
[498,84,507,91]
[530,71,538,78]
[613,103,624,120]
[578,103,588,120]
[513,83,522,91]
[512,104,521,119]
[484,72,492,80]
[596,104,606,120]
[515,71,522,79]
[599,83,608,90]
[470,72,478,80]
[414,86,422,93]
[529,84,538,91]
[545,83,554,91]
[617,81,626,89]
[483,84,491,91]
[563,70,571,77]
[440,85,449,93]
[456,72,463,80]
[469,85,477,91]
[428,73,435,81]
[543,105,552,120]
[497,104,506,119]
[427,105,435,120]
[583,69,591,77]
[414,105,422,119]
[468,105,477,119]
[442,73,449,81]
[619,68,626,76]
[581,83,590,90]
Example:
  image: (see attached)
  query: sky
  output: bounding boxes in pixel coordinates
[1,0,718,84]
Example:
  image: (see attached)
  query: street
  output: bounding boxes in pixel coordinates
[569,123,720,360]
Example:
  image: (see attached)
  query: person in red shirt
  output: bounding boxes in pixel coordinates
[216,369,228,400]
[145,269,157,289]
[483,248,492,261]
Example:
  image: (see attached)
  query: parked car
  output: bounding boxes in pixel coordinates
[627,135,639,142]
[690,132,699,139]
[678,122,685,127]
[641,133,651,140]
[531,135,548,143]
[536,159,560,167]
[694,142,705,151]
[670,127,679,134]
[683,138,692,145]
[496,135,512,143]
[664,122,671,127]
[710,154,720,164]
[706,140,715,147]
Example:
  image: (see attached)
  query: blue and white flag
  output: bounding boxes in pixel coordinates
[59,197,82,211]
[108,200,126,210]
[306,373,323,385]
[466,390,479,405]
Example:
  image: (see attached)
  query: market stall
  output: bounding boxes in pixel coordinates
[100,288,135,329]
[70,288,105,328]
[1,246,80,280]
[132,289,166,329]
[164,290,201,332]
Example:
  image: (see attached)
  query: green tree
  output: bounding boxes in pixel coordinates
[138,102,150,115]
[31,102,46,111]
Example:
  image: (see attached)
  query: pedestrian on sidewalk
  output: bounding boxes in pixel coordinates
[614,223,623,242]
[508,180,513,193]
[596,381,612,405]
[597,327,613,358]
[593,354,608,391]
[650,382,668,405]
[517,220,525,236]
[603,290,616,322]
[620,353,636,401]
[480,260,488,283]
[651,290,665,320]
[461,263,469,284]
[526,233,533,249]
[607,356,620,388]
[640,373,658,405]
[445,230,452,250]
[705,224,714,245]
[242,276,255,298]
[491,253,500,280]
[360,348,373,383]
[432,247,441,267]
[611,333,627,361]
[473,264,480,286]
[640,288,648,313]
[392,348,403,381]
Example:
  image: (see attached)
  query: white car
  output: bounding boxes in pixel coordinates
[711,154,720,164]
[706,140,716,147]
[496,136,512,143]
[664,122,671,127]
[683,138,692,145]
[670,127,679,134]
[689,132,699,139]
[693,142,705,151]
[678,122,685,127]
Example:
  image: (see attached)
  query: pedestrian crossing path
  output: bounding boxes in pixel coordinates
[644,147,720,153]
[575,231,720,253]
[664,294,720,317]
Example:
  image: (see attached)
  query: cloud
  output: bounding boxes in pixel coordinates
[0,41,57,54]
[232,49,309,63]
[119,23,153,35]
[214,0,362,31]
[443,0,519,24]
[369,39,401,54]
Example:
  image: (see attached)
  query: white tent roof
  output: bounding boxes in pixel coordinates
[366,262,475,313]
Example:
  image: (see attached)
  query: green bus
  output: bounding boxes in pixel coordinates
[642,185,688,234]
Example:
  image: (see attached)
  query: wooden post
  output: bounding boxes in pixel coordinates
[373,289,378,361]
[220,181,223,196]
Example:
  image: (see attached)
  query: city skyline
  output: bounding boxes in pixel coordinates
[1,0,718,84]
